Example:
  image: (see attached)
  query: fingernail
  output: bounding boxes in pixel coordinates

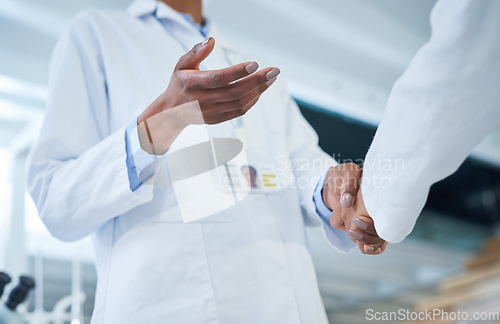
[353,217,368,230]
[348,229,362,241]
[245,62,259,74]
[266,76,277,86]
[266,68,280,80]
[201,37,212,46]
[341,193,353,208]
[365,246,375,253]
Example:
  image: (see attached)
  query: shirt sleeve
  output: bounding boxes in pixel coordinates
[125,117,169,191]
[361,0,500,243]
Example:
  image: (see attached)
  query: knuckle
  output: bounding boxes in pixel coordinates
[228,86,240,100]
[181,73,194,89]
[347,176,358,187]
[348,162,362,172]
[333,163,345,174]
[211,72,224,87]
[235,98,245,110]
[175,57,186,70]
[192,44,200,53]
[189,43,200,56]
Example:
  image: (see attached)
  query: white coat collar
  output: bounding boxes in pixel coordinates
[127,0,237,53]
[127,0,192,26]
[127,0,158,18]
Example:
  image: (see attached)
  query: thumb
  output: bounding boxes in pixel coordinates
[340,164,362,208]
[175,37,215,71]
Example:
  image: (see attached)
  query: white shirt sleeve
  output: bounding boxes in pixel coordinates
[27,14,155,241]
[361,0,500,243]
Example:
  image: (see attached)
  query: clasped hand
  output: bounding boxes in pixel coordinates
[323,163,388,255]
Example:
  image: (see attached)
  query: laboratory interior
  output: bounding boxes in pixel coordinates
[1,0,500,323]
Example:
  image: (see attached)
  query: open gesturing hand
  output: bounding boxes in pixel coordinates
[137,37,279,155]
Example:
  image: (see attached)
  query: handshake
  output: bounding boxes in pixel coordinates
[323,163,388,255]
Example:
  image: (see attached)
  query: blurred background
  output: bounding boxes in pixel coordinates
[1,0,499,323]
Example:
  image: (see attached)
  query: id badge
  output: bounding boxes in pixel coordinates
[215,156,287,195]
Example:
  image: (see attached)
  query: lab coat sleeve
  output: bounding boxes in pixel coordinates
[281,85,356,253]
[361,0,500,243]
[27,15,156,242]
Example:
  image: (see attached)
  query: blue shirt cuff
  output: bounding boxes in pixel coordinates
[313,171,357,253]
[125,117,168,191]
[313,171,332,221]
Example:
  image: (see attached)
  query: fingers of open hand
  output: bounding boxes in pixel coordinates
[173,62,268,99]
[198,64,277,92]
[203,84,268,124]
[206,67,277,103]
[200,62,259,89]
[171,65,278,125]
[211,79,272,113]
[214,96,261,124]
[168,38,278,125]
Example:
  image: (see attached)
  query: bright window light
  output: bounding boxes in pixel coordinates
[0,149,12,266]
[0,74,47,102]
[0,149,12,227]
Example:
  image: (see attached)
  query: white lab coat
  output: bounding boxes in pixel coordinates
[27,0,354,323]
[362,0,500,243]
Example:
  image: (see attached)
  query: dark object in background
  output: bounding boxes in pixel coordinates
[298,100,500,225]
[0,273,11,299]
[5,276,35,311]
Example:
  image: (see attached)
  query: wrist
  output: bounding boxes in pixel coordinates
[137,94,187,155]
[139,92,168,124]
[139,92,188,129]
